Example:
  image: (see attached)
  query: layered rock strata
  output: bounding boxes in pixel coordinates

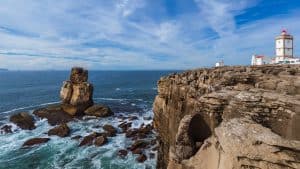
[153,65,300,169]
[60,67,93,116]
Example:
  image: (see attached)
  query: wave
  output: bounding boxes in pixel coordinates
[94,97,143,102]
[0,101,60,114]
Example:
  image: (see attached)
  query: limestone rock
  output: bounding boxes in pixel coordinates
[153,65,300,169]
[59,67,94,116]
[70,67,88,84]
[48,123,70,137]
[22,138,50,147]
[94,136,108,146]
[9,112,36,130]
[103,124,117,137]
[84,104,114,117]
[33,105,73,126]
[181,118,300,169]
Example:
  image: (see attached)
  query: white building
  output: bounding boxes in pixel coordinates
[252,30,300,65]
[215,60,224,67]
[251,55,265,65]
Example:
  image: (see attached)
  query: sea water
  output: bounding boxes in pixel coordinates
[0,71,176,169]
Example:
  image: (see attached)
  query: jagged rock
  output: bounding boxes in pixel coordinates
[117,149,128,158]
[79,132,98,146]
[153,65,300,169]
[84,104,113,117]
[180,118,300,169]
[103,124,117,137]
[33,105,73,126]
[48,123,70,137]
[0,125,12,134]
[136,154,147,163]
[9,112,36,130]
[94,136,108,146]
[70,67,88,84]
[22,138,50,147]
[129,140,148,152]
[118,122,132,132]
[59,67,94,116]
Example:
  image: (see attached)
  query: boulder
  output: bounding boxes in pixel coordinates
[33,105,73,126]
[9,112,35,130]
[48,123,70,137]
[129,140,148,152]
[118,122,132,132]
[117,149,128,158]
[136,154,147,163]
[94,136,108,146]
[79,132,99,146]
[103,124,117,137]
[0,125,12,134]
[84,104,114,117]
[22,138,50,147]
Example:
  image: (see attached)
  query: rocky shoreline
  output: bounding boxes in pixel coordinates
[1,67,157,164]
[153,65,300,169]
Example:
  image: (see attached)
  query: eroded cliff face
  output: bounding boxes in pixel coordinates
[153,65,300,169]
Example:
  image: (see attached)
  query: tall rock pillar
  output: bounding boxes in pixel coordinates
[60,67,94,116]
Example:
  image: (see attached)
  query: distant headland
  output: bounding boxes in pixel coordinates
[0,68,8,71]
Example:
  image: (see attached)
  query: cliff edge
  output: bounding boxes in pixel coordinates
[153,65,300,169]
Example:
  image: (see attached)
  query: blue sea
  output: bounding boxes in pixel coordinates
[0,71,176,169]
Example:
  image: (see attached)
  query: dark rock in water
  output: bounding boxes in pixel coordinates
[136,153,147,163]
[149,153,155,159]
[132,148,143,154]
[125,124,153,139]
[129,140,148,152]
[71,135,82,140]
[0,125,12,134]
[79,132,98,146]
[60,67,94,116]
[128,116,138,121]
[103,124,117,137]
[33,105,73,126]
[94,136,108,146]
[48,123,70,137]
[118,122,132,132]
[22,138,50,147]
[150,139,157,146]
[70,67,88,84]
[9,112,36,130]
[117,149,128,158]
[84,104,114,117]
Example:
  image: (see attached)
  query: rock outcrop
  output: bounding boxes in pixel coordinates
[60,67,94,116]
[22,138,50,147]
[153,65,300,169]
[48,123,70,137]
[9,112,36,130]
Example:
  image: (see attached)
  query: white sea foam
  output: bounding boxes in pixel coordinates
[0,101,60,114]
[0,102,157,169]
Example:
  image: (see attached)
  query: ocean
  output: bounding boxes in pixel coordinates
[0,70,176,169]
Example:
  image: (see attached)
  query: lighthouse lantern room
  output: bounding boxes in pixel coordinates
[275,30,293,63]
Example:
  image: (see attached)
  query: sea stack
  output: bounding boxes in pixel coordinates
[60,67,94,116]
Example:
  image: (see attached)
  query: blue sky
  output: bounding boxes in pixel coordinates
[0,0,300,70]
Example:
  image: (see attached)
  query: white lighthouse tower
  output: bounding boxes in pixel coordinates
[275,30,294,63]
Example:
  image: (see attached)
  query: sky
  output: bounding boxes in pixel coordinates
[0,0,300,70]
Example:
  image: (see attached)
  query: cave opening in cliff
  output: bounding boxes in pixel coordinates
[188,114,212,151]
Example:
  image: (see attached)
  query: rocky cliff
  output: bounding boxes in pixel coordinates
[153,65,300,169]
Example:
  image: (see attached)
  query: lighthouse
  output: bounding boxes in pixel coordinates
[275,30,294,63]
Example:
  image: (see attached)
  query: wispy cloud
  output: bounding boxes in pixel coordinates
[0,0,299,70]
